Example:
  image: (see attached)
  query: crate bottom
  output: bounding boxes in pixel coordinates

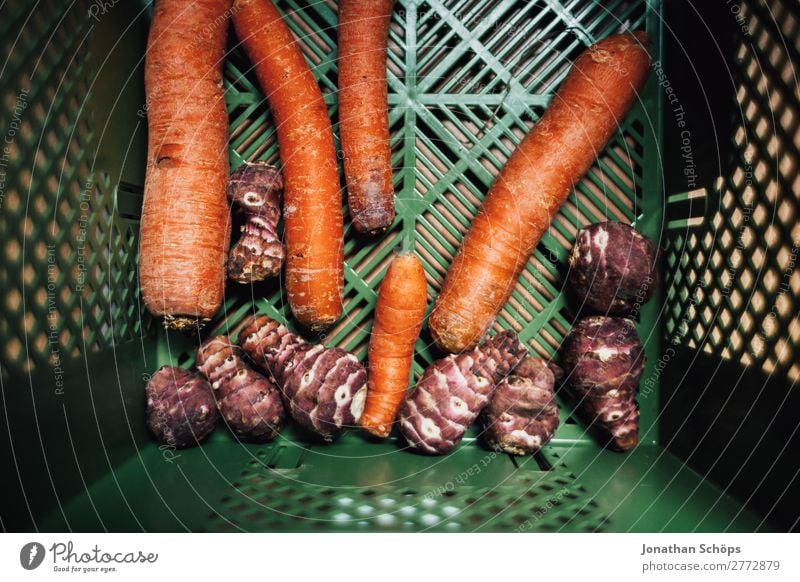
[39,429,765,532]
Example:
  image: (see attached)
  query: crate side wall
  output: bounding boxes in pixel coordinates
[660,0,799,531]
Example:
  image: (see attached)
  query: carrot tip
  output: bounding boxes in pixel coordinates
[362,423,390,439]
[351,207,395,235]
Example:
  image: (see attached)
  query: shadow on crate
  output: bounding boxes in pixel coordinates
[661,350,799,532]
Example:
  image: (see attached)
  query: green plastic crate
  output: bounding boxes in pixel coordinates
[1,0,797,532]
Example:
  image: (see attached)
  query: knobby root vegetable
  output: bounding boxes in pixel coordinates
[139,0,232,331]
[361,253,427,437]
[568,221,658,315]
[227,162,285,283]
[239,315,367,441]
[398,330,528,455]
[196,335,285,442]
[429,32,652,353]
[338,0,396,234]
[232,0,344,329]
[146,366,219,448]
[482,356,560,455]
[560,316,644,451]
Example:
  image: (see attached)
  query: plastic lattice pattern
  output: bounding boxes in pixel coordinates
[0,0,146,377]
[663,0,800,381]
[206,443,607,532]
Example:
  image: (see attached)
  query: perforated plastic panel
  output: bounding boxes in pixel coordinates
[202,443,607,532]
[0,0,146,378]
[174,0,661,459]
[663,0,800,381]
[156,0,660,532]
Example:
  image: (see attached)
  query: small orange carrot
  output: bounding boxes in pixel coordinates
[361,253,427,438]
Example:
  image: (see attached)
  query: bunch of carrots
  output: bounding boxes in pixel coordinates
[139,0,651,440]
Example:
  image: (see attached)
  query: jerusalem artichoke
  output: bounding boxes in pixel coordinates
[398,330,528,455]
[560,316,644,451]
[196,335,285,442]
[239,315,367,441]
[568,222,658,315]
[227,162,285,283]
[482,356,560,455]
[145,366,219,448]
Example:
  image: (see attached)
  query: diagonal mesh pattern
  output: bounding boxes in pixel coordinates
[179,0,656,532]
[663,0,800,382]
[206,445,607,532]
[0,1,146,377]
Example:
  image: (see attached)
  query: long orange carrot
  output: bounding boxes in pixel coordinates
[232,0,344,329]
[139,0,232,330]
[338,0,396,234]
[429,32,651,353]
[361,253,427,438]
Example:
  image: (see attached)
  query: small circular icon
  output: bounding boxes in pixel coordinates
[20,542,45,570]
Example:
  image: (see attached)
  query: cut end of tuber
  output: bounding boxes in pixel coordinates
[610,429,639,452]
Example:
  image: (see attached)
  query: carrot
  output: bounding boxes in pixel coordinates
[338,0,396,234]
[232,0,344,329]
[429,32,652,353]
[139,0,233,330]
[361,253,427,438]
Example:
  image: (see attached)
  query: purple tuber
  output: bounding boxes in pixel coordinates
[568,221,658,315]
[397,330,528,455]
[227,162,285,283]
[196,335,285,442]
[238,315,367,441]
[145,366,219,448]
[482,356,560,455]
[560,316,645,451]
